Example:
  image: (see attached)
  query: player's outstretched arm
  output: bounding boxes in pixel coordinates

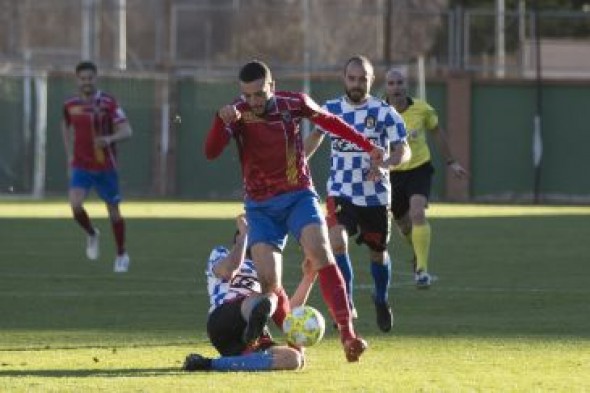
[204,116,231,160]
[386,140,411,168]
[303,129,325,159]
[300,93,377,153]
[61,120,73,168]
[289,259,317,308]
[212,214,249,280]
[431,125,468,178]
[95,122,132,147]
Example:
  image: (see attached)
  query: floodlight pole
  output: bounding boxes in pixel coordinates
[302,0,311,137]
[532,0,543,204]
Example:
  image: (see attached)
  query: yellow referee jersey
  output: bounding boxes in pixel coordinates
[391,97,438,171]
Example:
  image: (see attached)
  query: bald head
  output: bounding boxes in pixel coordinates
[385,67,409,110]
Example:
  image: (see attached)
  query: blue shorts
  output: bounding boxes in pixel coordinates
[245,189,325,251]
[70,168,122,205]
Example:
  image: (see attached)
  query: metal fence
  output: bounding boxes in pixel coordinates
[1,0,589,78]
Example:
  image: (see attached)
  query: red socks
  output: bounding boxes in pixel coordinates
[111,218,126,255]
[271,287,290,328]
[318,263,355,341]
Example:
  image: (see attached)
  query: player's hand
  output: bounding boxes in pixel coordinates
[94,136,112,148]
[366,165,383,182]
[449,161,469,179]
[236,214,248,236]
[368,146,385,167]
[218,105,241,125]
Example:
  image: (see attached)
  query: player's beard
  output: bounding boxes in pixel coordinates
[389,91,406,107]
[251,105,265,116]
[251,98,272,116]
[346,88,366,104]
[81,84,96,97]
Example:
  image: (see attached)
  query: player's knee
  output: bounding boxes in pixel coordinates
[271,347,303,371]
[331,242,346,255]
[260,280,280,294]
[71,204,84,214]
[370,250,387,264]
[284,349,304,370]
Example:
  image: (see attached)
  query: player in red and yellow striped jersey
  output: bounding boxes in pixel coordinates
[205,60,387,362]
[61,61,133,273]
[384,68,467,288]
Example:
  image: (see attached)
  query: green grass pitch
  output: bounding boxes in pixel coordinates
[0,201,589,392]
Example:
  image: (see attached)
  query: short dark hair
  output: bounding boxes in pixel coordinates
[239,60,272,83]
[343,55,374,75]
[76,61,98,74]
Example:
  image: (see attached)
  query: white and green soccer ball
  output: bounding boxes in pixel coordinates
[282,305,326,347]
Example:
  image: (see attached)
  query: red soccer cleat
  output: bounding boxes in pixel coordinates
[343,336,368,362]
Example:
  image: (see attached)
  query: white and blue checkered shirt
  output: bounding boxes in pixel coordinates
[320,96,407,206]
[206,246,261,314]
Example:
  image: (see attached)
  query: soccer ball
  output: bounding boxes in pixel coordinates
[282,305,326,347]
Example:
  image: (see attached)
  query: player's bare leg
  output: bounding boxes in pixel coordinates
[69,188,99,260]
[300,223,367,362]
[107,203,129,272]
[408,194,432,288]
[249,243,290,332]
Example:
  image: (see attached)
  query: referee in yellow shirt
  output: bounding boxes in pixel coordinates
[384,68,467,288]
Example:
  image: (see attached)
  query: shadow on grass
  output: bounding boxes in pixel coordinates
[0,367,183,378]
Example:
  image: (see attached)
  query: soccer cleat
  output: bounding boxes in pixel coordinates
[113,252,130,273]
[243,297,272,346]
[86,228,100,260]
[182,353,212,371]
[343,336,368,362]
[415,270,432,289]
[373,297,393,332]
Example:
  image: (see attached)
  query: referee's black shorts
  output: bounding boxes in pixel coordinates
[390,161,434,220]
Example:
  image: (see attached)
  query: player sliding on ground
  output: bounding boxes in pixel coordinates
[183,215,316,372]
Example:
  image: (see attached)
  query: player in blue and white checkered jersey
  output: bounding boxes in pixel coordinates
[321,94,406,206]
[206,245,261,314]
[183,214,317,372]
[305,55,411,333]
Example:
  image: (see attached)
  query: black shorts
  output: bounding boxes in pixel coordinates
[207,298,275,356]
[326,196,391,252]
[390,161,434,219]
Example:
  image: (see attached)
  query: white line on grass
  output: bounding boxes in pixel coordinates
[1,283,588,298]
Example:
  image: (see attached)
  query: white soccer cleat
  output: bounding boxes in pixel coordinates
[114,252,130,273]
[86,229,100,260]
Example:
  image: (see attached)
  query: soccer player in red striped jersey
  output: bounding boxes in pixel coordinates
[205,60,385,362]
[61,61,133,273]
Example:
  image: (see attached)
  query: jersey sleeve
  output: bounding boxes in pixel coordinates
[110,99,127,125]
[206,246,230,278]
[204,115,234,160]
[314,103,329,135]
[385,107,408,144]
[424,104,439,131]
[63,103,71,126]
[301,93,374,152]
